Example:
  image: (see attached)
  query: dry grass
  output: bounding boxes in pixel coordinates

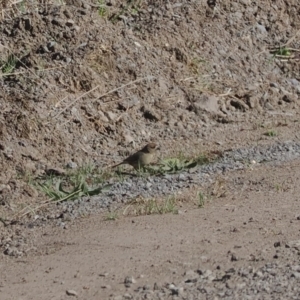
[123,195,179,216]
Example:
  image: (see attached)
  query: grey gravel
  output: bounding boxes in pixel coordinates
[118,245,300,299]
[45,140,300,223]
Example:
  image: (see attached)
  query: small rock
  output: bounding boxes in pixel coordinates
[255,271,263,277]
[106,111,117,121]
[200,256,209,263]
[202,269,213,278]
[124,276,136,287]
[142,284,151,290]
[66,19,75,26]
[184,270,198,279]
[66,161,77,169]
[45,167,66,176]
[98,110,109,122]
[101,285,111,289]
[142,107,161,121]
[274,241,281,247]
[231,253,238,261]
[4,246,23,257]
[52,18,64,26]
[153,282,160,290]
[286,240,300,251]
[66,290,78,296]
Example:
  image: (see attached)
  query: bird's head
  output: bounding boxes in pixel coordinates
[143,143,158,153]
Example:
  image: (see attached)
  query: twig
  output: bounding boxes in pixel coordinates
[0,66,65,77]
[51,85,101,120]
[282,29,300,47]
[51,75,154,120]
[95,75,155,102]
[218,88,232,97]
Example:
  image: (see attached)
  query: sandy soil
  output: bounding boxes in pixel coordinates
[1,158,300,299]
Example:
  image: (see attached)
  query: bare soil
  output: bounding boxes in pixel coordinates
[0,0,300,299]
[2,160,300,299]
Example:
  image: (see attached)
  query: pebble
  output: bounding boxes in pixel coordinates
[66,290,78,296]
[124,276,136,287]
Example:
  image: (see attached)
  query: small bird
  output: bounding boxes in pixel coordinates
[112,143,158,170]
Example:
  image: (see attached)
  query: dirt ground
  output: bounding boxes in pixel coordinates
[1,0,300,299]
[1,159,300,299]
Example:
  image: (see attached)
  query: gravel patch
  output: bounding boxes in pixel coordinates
[119,260,300,300]
[51,140,300,222]
[114,240,300,300]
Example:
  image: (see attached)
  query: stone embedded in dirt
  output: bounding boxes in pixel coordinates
[124,276,136,287]
[230,99,249,111]
[274,241,281,247]
[106,111,118,122]
[101,285,111,289]
[286,240,300,251]
[66,161,78,169]
[66,290,78,296]
[184,270,198,280]
[230,253,238,261]
[3,246,23,257]
[153,282,160,290]
[66,19,75,27]
[141,106,161,122]
[45,167,66,176]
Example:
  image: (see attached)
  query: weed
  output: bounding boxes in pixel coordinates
[105,210,118,221]
[275,184,280,192]
[97,0,109,17]
[35,164,113,202]
[123,196,178,216]
[18,0,26,13]
[189,57,206,75]
[196,177,226,208]
[1,54,17,75]
[264,130,277,137]
[37,177,111,202]
[270,47,291,57]
[210,177,227,198]
[197,191,206,208]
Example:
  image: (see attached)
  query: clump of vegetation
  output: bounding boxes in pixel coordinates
[105,210,119,221]
[264,130,277,137]
[97,0,109,17]
[123,196,178,216]
[36,165,112,203]
[146,153,211,175]
[1,54,17,75]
